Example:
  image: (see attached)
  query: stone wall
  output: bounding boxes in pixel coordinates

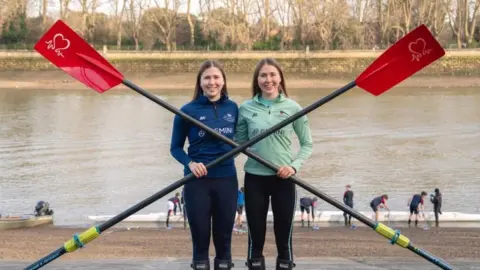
[1,52,479,77]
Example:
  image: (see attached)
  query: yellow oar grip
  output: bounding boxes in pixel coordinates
[64,226,100,252]
[374,223,410,248]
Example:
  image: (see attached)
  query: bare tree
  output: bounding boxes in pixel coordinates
[0,0,467,50]
[0,0,28,23]
[409,0,446,38]
[465,0,480,45]
[227,0,254,50]
[40,0,48,29]
[357,0,371,23]
[444,0,479,48]
[274,0,292,50]
[186,0,194,47]
[125,0,149,50]
[110,0,127,49]
[264,0,270,40]
[145,0,183,51]
[375,0,395,46]
[0,0,13,29]
[77,0,91,37]
[219,0,241,48]
[59,0,72,20]
[287,0,309,47]
[430,0,447,38]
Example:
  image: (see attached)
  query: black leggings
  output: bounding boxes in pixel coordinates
[244,172,297,261]
[343,201,353,220]
[184,175,238,261]
[434,205,441,225]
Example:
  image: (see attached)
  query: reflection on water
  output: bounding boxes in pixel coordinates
[0,87,479,226]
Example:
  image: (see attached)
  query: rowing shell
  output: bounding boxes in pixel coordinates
[87,211,480,224]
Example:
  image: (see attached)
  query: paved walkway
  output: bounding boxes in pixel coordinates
[4,257,480,270]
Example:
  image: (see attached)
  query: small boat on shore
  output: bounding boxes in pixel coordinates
[0,200,55,230]
[0,215,53,230]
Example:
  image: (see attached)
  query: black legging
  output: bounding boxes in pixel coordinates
[184,175,238,261]
[343,201,353,223]
[434,205,441,226]
[244,172,296,261]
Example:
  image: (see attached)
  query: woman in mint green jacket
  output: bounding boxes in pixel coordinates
[235,58,313,270]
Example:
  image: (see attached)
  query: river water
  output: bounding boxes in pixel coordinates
[0,86,479,226]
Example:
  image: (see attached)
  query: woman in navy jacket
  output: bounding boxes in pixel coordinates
[170,60,238,270]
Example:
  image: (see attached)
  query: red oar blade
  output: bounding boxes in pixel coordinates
[356,24,445,96]
[34,20,124,93]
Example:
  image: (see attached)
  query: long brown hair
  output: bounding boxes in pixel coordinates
[251,58,288,98]
[192,60,228,100]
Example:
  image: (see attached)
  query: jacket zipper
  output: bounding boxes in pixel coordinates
[213,102,218,118]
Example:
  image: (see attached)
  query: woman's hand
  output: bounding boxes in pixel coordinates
[277,166,295,179]
[189,161,208,178]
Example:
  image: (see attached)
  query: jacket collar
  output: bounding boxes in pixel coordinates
[253,93,286,105]
[197,93,228,105]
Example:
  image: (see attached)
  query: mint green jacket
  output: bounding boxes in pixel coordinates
[234,94,313,176]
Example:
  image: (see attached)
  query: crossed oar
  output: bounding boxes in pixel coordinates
[25,20,454,270]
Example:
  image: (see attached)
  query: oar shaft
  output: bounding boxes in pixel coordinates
[408,245,455,270]
[24,247,66,270]
[98,175,191,232]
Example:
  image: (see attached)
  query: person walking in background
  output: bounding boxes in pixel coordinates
[235,58,313,270]
[235,187,245,229]
[430,188,442,227]
[370,194,389,222]
[166,192,182,229]
[343,184,354,227]
[299,196,318,227]
[407,191,427,227]
[170,60,238,270]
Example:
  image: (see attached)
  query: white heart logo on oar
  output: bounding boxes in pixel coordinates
[409,38,431,62]
[45,33,70,57]
[52,33,71,51]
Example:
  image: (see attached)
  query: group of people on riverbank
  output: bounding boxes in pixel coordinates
[299,185,443,228]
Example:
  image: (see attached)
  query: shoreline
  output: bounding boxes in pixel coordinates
[1,71,480,91]
[0,226,479,260]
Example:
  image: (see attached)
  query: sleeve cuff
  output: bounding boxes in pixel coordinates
[184,159,193,167]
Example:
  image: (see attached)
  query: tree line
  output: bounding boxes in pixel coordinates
[1,0,479,51]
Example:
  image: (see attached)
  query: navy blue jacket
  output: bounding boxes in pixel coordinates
[170,94,238,178]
